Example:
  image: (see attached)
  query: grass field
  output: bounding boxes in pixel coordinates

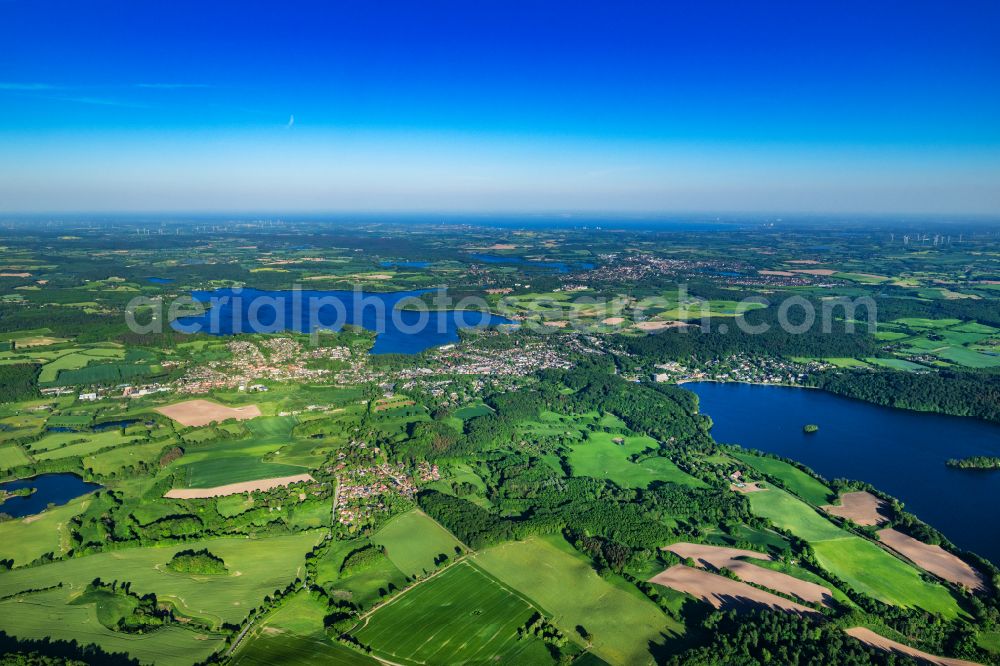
[233,592,377,666]
[703,524,790,556]
[813,538,964,618]
[371,510,465,577]
[353,561,554,665]
[744,488,845,542]
[732,452,833,504]
[169,419,309,488]
[315,538,410,609]
[0,589,224,666]
[0,444,30,470]
[567,431,705,489]
[745,488,963,618]
[181,456,306,487]
[33,432,144,461]
[85,440,172,475]
[0,496,90,565]
[863,358,927,371]
[475,535,680,665]
[892,317,962,329]
[235,630,375,666]
[37,347,126,384]
[935,346,1000,368]
[0,531,323,627]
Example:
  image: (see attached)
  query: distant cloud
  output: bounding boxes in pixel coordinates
[134,83,212,89]
[287,114,295,128]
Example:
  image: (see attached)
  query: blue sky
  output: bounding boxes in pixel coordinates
[2,0,999,214]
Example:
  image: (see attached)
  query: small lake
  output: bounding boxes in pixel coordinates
[686,382,1000,565]
[172,288,515,354]
[0,473,102,518]
[147,277,174,284]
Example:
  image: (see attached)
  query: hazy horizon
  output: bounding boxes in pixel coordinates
[2,1,999,215]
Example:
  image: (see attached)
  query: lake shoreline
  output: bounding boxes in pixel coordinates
[687,381,1000,565]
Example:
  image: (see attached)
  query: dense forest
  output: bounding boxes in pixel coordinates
[810,369,1000,423]
[667,611,907,665]
[617,300,882,362]
[0,364,39,403]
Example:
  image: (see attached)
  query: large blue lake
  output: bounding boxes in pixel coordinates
[172,288,515,354]
[686,382,1000,564]
[0,473,101,518]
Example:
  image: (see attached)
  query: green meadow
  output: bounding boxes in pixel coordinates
[233,592,377,666]
[353,561,554,666]
[85,440,173,475]
[731,451,833,504]
[745,488,963,617]
[0,444,30,470]
[475,535,681,665]
[568,431,705,488]
[0,589,224,666]
[314,537,410,609]
[371,509,465,577]
[169,417,309,487]
[0,496,91,565]
[0,532,323,627]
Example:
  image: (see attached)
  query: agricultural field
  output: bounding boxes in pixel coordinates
[0,532,323,628]
[29,429,144,461]
[167,417,309,488]
[233,593,377,666]
[0,496,91,565]
[0,589,224,666]
[370,509,466,577]
[744,488,964,617]
[352,561,556,666]
[84,439,174,475]
[155,399,262,427]
[36,346,127,384]
[0,443,30,470]
[313,537,410,610]
[0,220,998,665]
[475,535,681,665]
[731,451,833,504]
[880,318,1000,368]
[649,564,821,616]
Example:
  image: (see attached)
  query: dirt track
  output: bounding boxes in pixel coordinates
[164,474,314,498]
[664,542,833,606]
[878,528,986,592]
[649,565,821,617]
[821,491,889,526]
[154,399,262,427]
[845,627,982,666]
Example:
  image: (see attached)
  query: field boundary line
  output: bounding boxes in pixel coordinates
[355,556,468,623]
